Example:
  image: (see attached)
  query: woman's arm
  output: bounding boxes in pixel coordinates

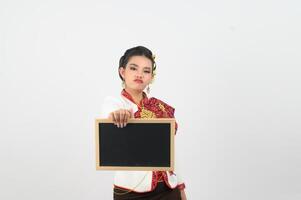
[180,189,187,200]
[100,96,133,128]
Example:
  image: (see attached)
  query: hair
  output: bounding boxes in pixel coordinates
[118,46,156,81]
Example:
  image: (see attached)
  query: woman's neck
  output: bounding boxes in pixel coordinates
[124,87,143,105]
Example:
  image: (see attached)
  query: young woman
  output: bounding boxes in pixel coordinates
[100,46,187,200]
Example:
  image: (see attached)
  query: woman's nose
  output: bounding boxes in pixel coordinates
[136,71,143,78]
[136,75,142,79]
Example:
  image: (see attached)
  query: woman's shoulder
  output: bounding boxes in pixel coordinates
[100,94,126,118]
[104,91,134,103]
[148,96,175,108]
[146,96,176,117]
[102,95,123,103]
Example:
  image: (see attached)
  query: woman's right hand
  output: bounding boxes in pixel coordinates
[108,109,133,128]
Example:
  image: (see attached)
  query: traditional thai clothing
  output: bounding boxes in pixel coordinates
[100,89,185,199]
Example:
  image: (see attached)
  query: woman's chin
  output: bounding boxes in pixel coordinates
[127,86,145,92]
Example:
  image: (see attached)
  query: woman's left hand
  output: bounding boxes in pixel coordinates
[180,189,187,200]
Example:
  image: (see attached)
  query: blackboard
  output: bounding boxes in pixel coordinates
[95,118,175,171]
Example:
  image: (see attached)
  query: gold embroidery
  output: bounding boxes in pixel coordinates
[140,107,156,118]
[158,103,166,112]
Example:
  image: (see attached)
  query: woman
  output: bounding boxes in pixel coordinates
[100,46,187,200]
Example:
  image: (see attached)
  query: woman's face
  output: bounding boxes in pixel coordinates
[119,55,154,92]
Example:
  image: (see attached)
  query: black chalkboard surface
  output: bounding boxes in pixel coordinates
[95,118,175,171]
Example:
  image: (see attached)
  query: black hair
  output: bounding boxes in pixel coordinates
[118,46,156,81]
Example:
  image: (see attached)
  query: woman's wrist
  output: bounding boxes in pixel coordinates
[180,189,187,200]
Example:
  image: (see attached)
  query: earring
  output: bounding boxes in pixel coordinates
[122,81,125,88]
[147,84,150,94]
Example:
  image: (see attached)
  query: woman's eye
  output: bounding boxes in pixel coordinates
[144,71,151,73]
[130,67,136,70]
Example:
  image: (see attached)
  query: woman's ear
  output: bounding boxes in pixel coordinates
[151,71,156,83]
[119,67,125,80]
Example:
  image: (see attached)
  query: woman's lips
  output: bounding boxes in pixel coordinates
[134,79,143,84]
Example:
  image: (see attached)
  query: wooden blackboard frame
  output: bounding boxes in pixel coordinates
[95,118,175,171]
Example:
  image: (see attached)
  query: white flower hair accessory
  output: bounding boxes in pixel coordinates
[152,54,156,61]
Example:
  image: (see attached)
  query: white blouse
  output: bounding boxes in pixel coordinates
[100,94,185,192]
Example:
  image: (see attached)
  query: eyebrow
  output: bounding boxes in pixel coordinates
[128,63,151,70]
[129,63,138,67]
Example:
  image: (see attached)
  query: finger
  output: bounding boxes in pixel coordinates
[123,111,130,127]
[120,110,127,128]
[117,110,123,128]
[113,111,120,127]
[119,110,125,128]
[124,109,132,127]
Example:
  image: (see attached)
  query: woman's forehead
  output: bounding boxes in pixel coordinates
[127,56,152,67]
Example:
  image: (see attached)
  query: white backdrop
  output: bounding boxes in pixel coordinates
[1,0,300,199]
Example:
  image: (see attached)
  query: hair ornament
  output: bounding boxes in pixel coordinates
[152,54,156,61]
